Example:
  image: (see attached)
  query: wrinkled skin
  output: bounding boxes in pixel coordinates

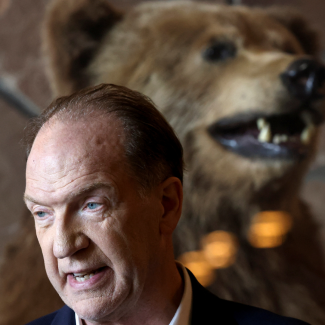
[24,116,183,325]
[1,1,325,324]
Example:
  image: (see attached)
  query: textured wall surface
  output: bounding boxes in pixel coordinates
[0,0,51,259]
[0,0,325,261]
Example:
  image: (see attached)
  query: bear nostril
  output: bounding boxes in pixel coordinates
[280,59,325,102]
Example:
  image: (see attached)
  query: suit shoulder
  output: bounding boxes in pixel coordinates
[25,305,74,325]
[223,299,310,325]
[25,310,58,325]
[187,269,309,325]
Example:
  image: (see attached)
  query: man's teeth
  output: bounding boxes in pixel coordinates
[73,271,96,282]
[257,122,271,143]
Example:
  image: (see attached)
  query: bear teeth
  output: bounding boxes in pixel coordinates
[273,134,288,144]
[300,112,315,145]
[258,123,271,143]
[257,112,315,145]
[300,125,315,144]
[257,118,267,130]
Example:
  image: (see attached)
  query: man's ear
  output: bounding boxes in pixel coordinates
[43,0,123,96]
[266,7,320,56]
[159,177,183,236]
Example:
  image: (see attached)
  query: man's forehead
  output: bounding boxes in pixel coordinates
[27,115,126,176]
[35,115,123,150]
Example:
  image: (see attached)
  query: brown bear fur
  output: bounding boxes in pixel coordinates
[1,1,325,324]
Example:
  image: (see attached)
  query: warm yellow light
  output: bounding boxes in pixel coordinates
[201,231,238,269]
[178,251,215,287]
[249,234,284,248]
[248,211,293,248]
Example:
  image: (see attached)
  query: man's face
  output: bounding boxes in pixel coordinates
[25,115,164,322]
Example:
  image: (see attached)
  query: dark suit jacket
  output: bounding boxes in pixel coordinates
[26,270,310,325]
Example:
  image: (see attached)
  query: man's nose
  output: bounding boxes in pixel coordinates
[53,217,89,259]
[280,58,325,102]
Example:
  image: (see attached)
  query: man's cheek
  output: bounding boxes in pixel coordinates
[36,226,48,244]
[44,259,64,295]
[39,237,58,278]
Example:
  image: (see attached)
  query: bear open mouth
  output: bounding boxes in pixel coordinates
[208,110,322,159]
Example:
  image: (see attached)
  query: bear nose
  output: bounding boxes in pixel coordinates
[280,58,325,102]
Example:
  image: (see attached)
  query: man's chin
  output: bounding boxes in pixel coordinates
[68,292,135,324]
[71,297,117,323]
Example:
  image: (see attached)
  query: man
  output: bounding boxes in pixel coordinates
[24,84,309,325]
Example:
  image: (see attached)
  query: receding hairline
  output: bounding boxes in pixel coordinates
[29,108,127,159]
[36,106,124,137]
[23,83,184,196]
[27,110,140,192]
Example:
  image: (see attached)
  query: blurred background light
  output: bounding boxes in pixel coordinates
[248,211,293,248]
[201,230,238,269]
[178,250,216,287]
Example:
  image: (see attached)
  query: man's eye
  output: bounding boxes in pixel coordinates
[87,202,101,210]
[36,211,47,218]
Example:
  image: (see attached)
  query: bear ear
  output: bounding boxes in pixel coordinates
[43,0,123,96]
[266,7,320,57]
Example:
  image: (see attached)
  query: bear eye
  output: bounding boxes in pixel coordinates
[283,46,296,55]
[203,41,237,62]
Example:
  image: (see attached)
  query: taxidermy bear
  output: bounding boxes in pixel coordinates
[1,1,325,324]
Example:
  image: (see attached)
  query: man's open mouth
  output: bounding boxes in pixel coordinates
[72,267,107,283]
[208,110,322,159]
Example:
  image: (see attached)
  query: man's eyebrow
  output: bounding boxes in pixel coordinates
[67,182,116,201]
[23,194,39,205]
[23,182,116,205]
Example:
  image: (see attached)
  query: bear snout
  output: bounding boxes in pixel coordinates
[280,58,325,103]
